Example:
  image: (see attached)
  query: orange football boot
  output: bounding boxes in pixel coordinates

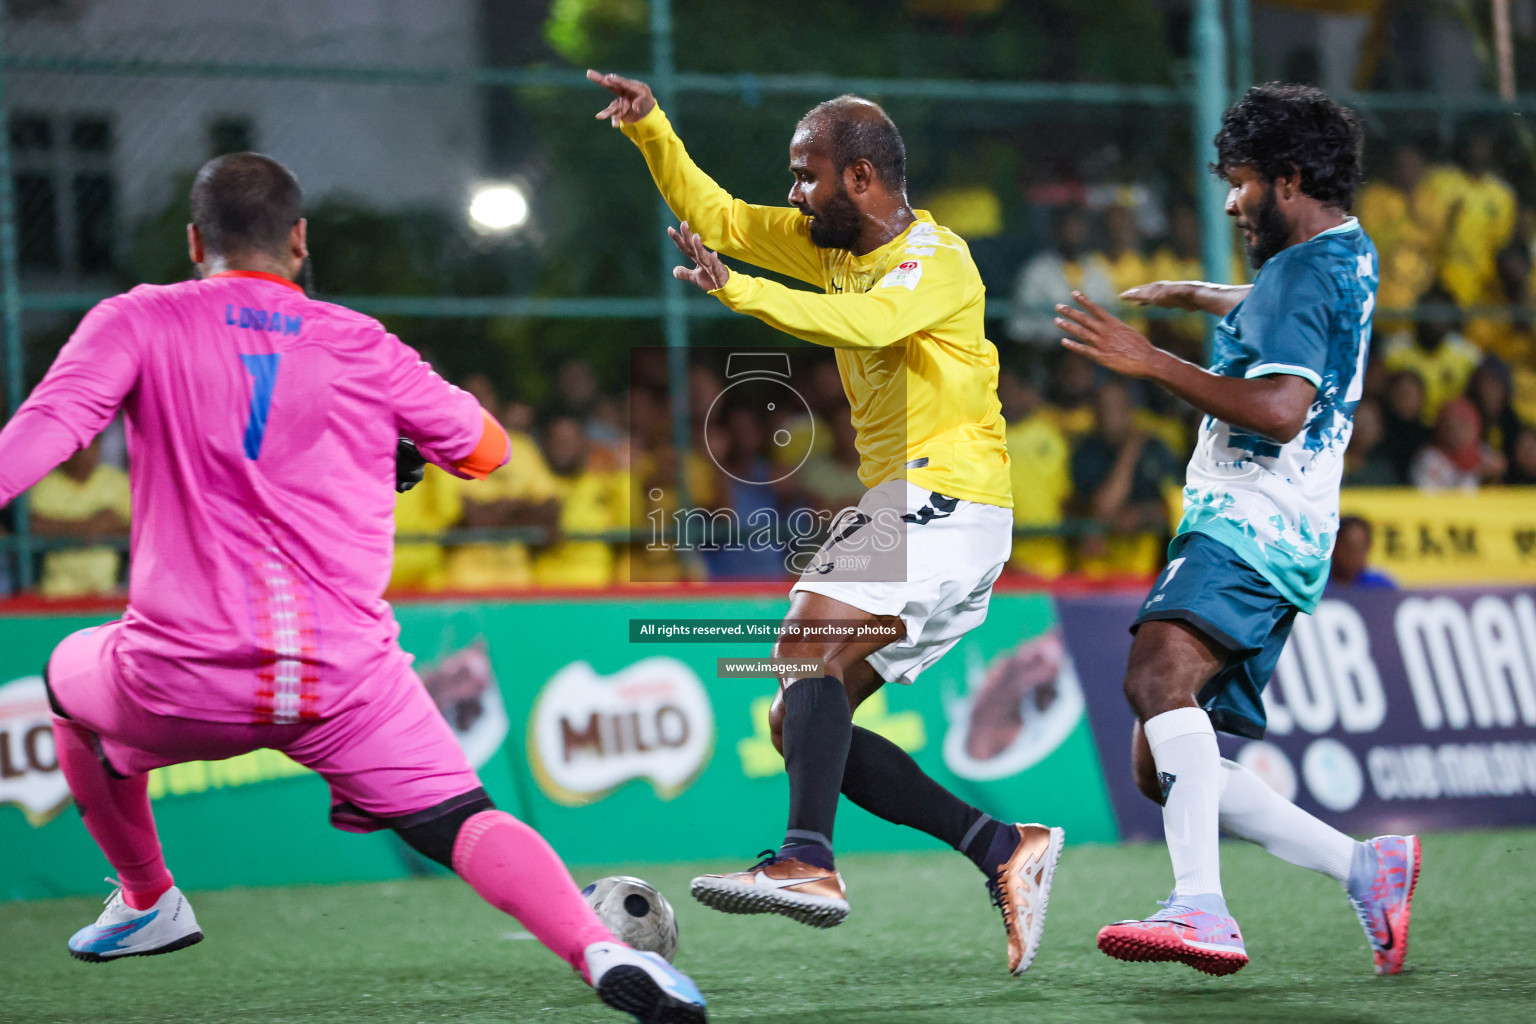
[690,851,849,928]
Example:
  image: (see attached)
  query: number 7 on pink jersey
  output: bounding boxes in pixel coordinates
[239,353,282,460]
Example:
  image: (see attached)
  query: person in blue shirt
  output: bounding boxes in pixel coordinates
[1055,84,1418,979]
[1326,514,1398,591]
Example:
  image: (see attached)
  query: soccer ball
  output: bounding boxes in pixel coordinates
[581,875,678,962]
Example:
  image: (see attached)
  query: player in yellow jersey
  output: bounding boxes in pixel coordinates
[590,70,1063,976]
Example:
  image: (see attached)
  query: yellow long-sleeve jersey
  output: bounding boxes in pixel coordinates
[621,106,1011,508]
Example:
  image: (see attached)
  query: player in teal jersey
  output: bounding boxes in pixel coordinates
[1055,84,1418,978]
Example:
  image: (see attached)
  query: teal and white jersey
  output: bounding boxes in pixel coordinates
[1176,217,1377,613]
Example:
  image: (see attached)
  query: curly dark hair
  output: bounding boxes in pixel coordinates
[1212,83,1364,210]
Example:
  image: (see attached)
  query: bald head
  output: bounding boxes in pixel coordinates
[796,95,907,194]
[190,152,303,260]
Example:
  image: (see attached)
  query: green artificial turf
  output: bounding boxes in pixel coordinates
[1,829,1530,1024]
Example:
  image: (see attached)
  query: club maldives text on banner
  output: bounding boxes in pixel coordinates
[0,592,1118,899]
[1339,487,1536,586]
[1058,586,1536,840]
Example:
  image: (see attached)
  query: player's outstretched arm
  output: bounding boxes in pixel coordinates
[670,222,965,349]
[0,298,140,507]
[1057,292,1314,443]
[1121,280,1251,316]
[588,69,823,286]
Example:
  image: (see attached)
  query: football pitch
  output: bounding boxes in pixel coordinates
[2,829,1530,1024]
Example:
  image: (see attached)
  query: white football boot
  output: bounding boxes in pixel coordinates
[68,880,203,962]
[584,940,707,1023]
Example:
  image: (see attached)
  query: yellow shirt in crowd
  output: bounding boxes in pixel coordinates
[390,465,463,591]
[444,430,561,591]
[1356,181,1437,328]
[621,105,1012,509]
[533,461,631,588]
[1381,330,1484,424]
[1415,165,1516,307]
[29,463,131,598]
[1103,248,1151,335]
[1005,415,1071,579]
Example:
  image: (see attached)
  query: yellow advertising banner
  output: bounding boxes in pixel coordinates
[1340,487,1536,586]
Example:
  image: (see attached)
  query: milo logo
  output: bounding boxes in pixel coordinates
[528,658,714,806]
[0,676,70,827]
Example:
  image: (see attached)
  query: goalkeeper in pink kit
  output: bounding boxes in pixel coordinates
[0,153,706,1024]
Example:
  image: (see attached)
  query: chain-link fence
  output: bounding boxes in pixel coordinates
[3,0,1535,597]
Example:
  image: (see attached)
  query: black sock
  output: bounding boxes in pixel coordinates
[840,725,1015,875]
[780,676,852,869]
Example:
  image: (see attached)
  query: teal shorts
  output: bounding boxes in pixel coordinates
[1131,532,1299,738]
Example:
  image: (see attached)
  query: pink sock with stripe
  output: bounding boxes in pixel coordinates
[452,810,615,975]
[52,717,174,911]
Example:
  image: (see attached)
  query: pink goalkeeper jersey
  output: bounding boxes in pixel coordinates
[0,271,508,723]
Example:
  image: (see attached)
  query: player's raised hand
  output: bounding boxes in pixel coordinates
[669,221,731,292]
[1057,291,1165,379]
[586,69,656,125]
[1120,280,1204,310]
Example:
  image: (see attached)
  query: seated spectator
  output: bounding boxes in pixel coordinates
[1509,425,1536,485]
[796,412,864,515]
[1146,203,1206,357]
[28,437,130,598]
[771,358,841,472]
[628,442,713,583]
[1008,206,1115,347]
[1102,204,1150,334]
[1382,286,1482,423]
[1044,350,1099,439]
[1327,515,1397,591]
[999,371,1071,580]
[533,416,630,588]
[922,162,1004,240]
[551,358,600,421]
[502,399,536,434]
[1465,243,1536,366]
[444,419,561,592]
[390,464,462,592]
[1418,129,1517,308]
[1379,370,1434,480]
[1070,381,1181,578]
[1342,398,1401,486]
[1467,356,1525,474]
[700,406,790,581]
[1410,397,1504,491]
[1357,142,1435,331]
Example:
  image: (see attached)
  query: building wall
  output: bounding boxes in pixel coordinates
[5,0,485,280]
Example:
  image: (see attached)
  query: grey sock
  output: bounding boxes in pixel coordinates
[1346,840,1377,896]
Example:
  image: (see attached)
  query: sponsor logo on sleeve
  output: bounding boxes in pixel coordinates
[877,260,923,291]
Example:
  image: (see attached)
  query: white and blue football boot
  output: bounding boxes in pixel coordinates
[68,880,203,963]
[584,941,707,1023]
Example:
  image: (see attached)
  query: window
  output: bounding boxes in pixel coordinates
[8,111,117,276]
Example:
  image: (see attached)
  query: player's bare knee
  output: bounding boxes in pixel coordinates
[1133,760,1166,805]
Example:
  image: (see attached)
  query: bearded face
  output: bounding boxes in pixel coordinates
[1241,182,1292,269]
[798,177,864,250]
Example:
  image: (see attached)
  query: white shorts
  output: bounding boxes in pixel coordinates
[791,479,1013,686]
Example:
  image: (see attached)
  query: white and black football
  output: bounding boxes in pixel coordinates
[580,875,679,962]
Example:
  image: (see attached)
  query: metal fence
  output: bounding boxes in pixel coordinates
[2,0,1534,592]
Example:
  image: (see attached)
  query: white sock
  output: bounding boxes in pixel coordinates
[1144,707,1224,899]
[1217,758,1360,885]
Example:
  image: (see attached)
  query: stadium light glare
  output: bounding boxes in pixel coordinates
[468,183,530,233]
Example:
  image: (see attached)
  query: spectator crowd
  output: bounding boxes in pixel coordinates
[10,128,1536,598]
